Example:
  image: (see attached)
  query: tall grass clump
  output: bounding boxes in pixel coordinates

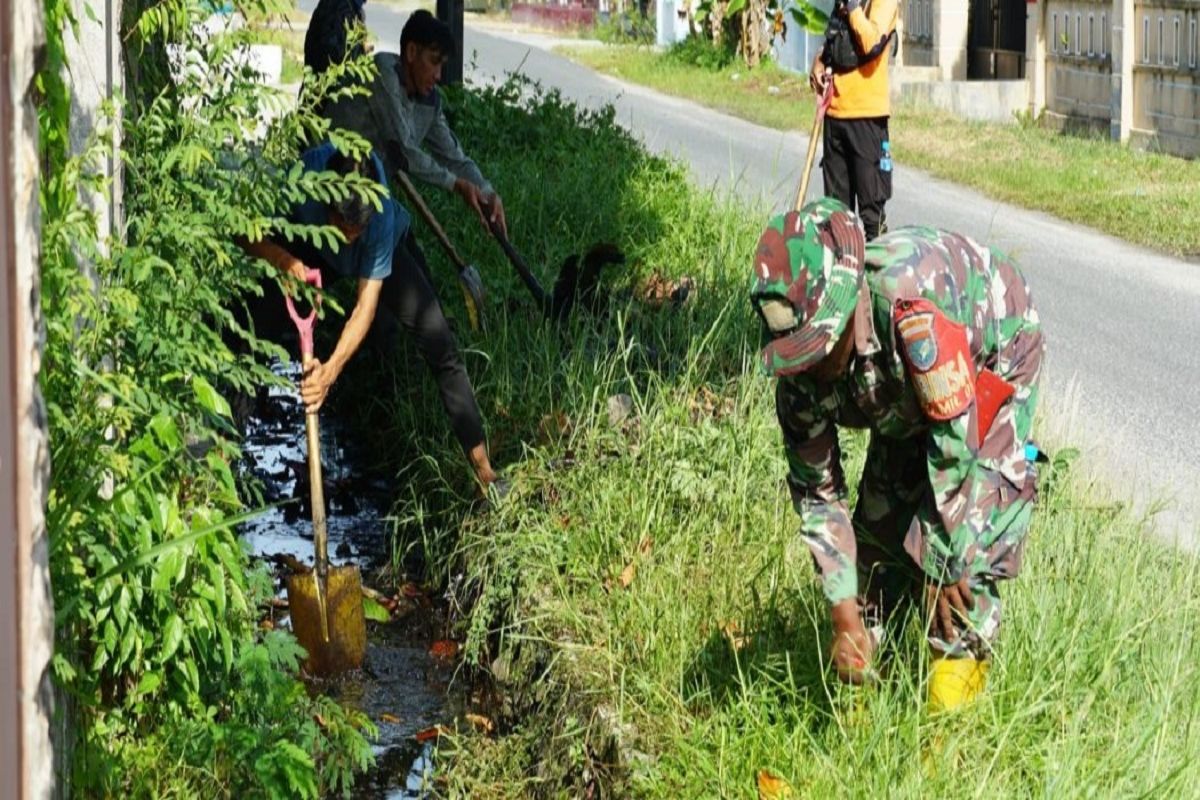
[339,76,1200,797]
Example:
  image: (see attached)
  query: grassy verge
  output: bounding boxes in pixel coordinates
[333,77,1200,797]
[557,44,1200,259]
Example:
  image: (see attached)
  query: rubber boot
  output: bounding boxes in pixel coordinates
[928,656,989,713]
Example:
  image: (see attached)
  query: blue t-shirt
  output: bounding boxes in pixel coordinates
[291,143,410,281]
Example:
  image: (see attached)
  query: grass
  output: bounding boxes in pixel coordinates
[330,78,1200,797]
[557,43,1200,259]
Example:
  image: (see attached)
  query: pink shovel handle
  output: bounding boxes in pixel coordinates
[284,268,323,359]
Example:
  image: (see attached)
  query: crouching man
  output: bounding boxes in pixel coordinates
[749,198,1045,709]
[241,143,502,494]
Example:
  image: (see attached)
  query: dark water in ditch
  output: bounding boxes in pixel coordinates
[238,363,462,798]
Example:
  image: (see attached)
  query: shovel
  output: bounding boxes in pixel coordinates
[794,71,835,211]
[283,268,367,677]
[486,219,624,323]
[394,170,486,333]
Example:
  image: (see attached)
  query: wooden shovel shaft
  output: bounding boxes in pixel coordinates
[795,106,826,212]
[305,411,328,571]
[394,170,468,270]
[302,356,330,643]
[795,76,834,211]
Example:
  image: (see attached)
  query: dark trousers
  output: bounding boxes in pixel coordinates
[821,116,892,241]
[374,232,486,455]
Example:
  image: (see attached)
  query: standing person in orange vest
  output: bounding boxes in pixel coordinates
[809,0,899,240]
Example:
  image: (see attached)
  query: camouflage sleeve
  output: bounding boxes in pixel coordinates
[776,380,858,605]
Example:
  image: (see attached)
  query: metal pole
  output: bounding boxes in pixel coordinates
[436,0,465,85]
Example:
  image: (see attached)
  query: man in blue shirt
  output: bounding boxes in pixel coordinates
[241,143,502,492]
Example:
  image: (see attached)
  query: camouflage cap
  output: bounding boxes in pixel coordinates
[749,197,866,377]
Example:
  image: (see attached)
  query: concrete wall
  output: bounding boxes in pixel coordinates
[1043,0,1113,125]
[897,76,1031,119]
[897,0,970,78]
[903,0,940,66]
[64,0,123,238]
[1,0,54,796]
[1030,0,1200,156]
[1130,1,1200,154]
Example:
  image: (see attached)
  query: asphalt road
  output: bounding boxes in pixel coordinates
[316,3,1200,543]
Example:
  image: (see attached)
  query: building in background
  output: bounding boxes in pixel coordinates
[895,0,1199,156]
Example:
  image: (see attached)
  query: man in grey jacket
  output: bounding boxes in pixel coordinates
[320,9,506,496]
[330,10,507,234]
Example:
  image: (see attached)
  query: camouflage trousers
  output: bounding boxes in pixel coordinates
[851,379,1040,658]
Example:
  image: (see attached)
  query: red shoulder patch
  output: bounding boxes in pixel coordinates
[893,298,975,420]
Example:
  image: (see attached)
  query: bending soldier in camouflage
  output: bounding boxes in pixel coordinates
[750,198,1044,709]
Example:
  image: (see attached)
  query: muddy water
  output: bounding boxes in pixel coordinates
[239,363,461,798]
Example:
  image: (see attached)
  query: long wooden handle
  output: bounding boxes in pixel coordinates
[302,358,328,577]
[794,107,826,211]
[488,221,550,312]
[395,170,468,270]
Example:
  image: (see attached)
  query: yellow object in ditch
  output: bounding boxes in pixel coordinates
[287,564,367,676]
[928,656,989,712]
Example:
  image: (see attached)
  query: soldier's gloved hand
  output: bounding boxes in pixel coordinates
[830,599,877,685]
[924,575,975,644]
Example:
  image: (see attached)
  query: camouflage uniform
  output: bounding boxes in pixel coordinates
[752,199,1044,659]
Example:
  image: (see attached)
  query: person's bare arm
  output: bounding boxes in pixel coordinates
[299,277,382,413]
[239,237,308,284]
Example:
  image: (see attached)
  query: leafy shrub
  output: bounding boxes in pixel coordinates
[666,34,738,70]
[40,0,380,794]
[592,11,656,45]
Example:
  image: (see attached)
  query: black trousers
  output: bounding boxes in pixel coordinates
[244,232,486,456]
[373,232,486,455]
[821,115,892,241]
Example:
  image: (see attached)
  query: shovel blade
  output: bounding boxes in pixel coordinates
[287,565,367,677]
[458,265,486,332]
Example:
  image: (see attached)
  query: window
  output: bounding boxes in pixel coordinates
[1101,13,1107,57]
[1191,18,1197,68]
[1174,17,1181,66]
[1051,14,1057,54]
[1159,17,1165,65]
[1143,16,1150,63]
[1088,14,1095,57]
[1076,14,1083,56]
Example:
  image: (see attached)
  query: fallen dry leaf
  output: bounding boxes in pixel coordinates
[640,273,696,308]
[465,712,495,734]
[429,639,459,661]
[721,620,750,651]
[400,582,424,599]
[414,725,447,743]
[689,385,736,423]
[608,537,653,591]
[618,561,637,589]
[757,769,793,800]
[379,712,401,724]
[537,410,573,443]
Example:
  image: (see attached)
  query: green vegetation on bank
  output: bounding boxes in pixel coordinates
[558,42,1200,259]
[333,78,1200,797]
[41,0,381,794]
